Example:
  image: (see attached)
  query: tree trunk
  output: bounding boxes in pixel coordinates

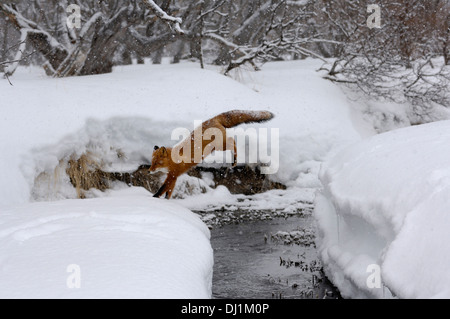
[0,21,8,72]
[28,32,69,71]
[0,4,69,72]
[444,22,449,65]
[171,40,185,64]
[78,10,129,76]
[152,48,163,64]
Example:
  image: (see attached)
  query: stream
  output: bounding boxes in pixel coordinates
[202,211,341,299]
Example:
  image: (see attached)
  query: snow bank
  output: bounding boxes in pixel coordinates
[0,187,213,298]
[315,120,450,298]
[0,63,266,208]
[1,59,365,207]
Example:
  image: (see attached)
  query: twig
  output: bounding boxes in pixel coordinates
[4,73,13,86]
[141,0,184,34]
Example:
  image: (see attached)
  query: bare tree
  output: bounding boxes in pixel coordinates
[0,19,9,73]
[168,0,328,74]
[3,0,447,90]
[319,0,450,118]
[0,0,185,77]
[1,0,328,77]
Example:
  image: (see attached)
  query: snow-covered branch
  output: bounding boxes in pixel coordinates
[0,3,69,73]
[204,0,328,75]
[79,12,103,39]
[232,1,271,39]
[3,30,27,76]
[141,0,184,34]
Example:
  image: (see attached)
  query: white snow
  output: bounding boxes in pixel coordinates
[1,59,365,298]
[3,57,448,299]
[1,62,266,207]
[1,59,364,207]
[315,120,450,298]
[0,187,212,298]
[2,62,264,298]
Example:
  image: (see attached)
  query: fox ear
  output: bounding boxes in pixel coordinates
[161,146,167,155]
[154,146,159,151]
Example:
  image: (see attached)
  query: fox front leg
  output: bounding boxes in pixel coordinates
[153,175,177,199]
[164,178,177,199]
[153,184,166,198]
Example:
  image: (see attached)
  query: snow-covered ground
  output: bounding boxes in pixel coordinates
[315,120,450,298]
[0,187,212,298]
[2,58,449,298]
[1,59,365,207]
[2,59,365,298]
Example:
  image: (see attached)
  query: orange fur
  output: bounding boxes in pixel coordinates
[150,110,274,199]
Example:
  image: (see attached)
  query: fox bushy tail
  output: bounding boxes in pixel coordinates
[216,110,274,128]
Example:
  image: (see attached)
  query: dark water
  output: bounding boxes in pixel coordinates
[210,215,340,299]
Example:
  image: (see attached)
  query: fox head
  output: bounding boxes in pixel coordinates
[149,146,170,172]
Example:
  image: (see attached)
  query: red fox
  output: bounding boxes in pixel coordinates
[150,110,274,199]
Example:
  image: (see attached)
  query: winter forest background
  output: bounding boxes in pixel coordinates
[1,0,449,123]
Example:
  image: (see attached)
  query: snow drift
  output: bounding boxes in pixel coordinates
[0,63,267,208]
[0,187,213,298]
[315,120,450,298]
